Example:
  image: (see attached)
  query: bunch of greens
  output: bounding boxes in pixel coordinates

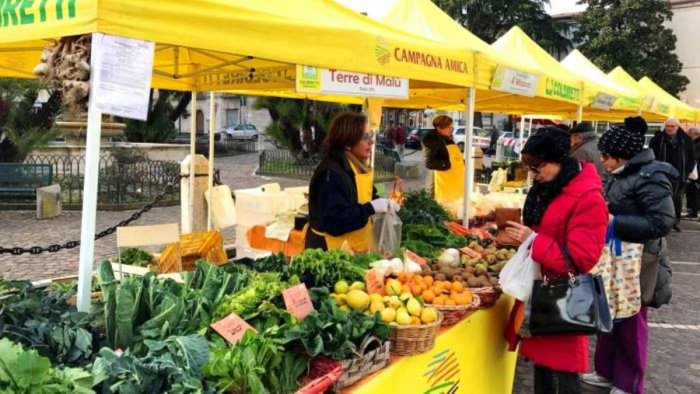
[0,338,95,394]
[0,280,96,367]
[118,248,154,267]
[282,288,389,361]
[398,190,451,226]
[349,252,383,270]
[402,224,468,259]
[98,260,249,352]
[203,331,308,394]
[92,334,209,393]
[289,249,366,288]
[212,271,289,321]
[250,253,290,279]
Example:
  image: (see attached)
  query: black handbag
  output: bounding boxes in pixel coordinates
[529,244,612,336]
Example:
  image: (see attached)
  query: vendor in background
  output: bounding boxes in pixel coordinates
[306,112,399,253]
[684,127,700,220]
[570,122,605,177]
[422,115,465,211]
[504,126,608,393]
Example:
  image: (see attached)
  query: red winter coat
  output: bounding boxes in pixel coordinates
[520,162,608,373]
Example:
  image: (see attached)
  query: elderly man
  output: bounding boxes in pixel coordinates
[570,122,604,176]
[685,127,700,219]
[649,118,696,231]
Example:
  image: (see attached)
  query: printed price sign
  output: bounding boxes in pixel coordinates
[365,269,386,296]
[283,283,314,320]
[211,313,255,344]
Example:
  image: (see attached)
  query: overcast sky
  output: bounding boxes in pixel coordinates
[546,0,588,15]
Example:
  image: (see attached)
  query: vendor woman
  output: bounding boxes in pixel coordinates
[306,112,399,252]
[422,115,465,208]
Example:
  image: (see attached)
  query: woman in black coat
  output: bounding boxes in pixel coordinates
[582,117,676,394]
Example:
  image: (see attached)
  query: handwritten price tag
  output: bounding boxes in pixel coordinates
[283,283,314,320]
[211,313,256,344]
[365,269,386,296]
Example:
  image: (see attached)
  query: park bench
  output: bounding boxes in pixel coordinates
[0,163,54,200]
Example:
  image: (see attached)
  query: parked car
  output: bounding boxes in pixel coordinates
[222,124,260,140]
[452,126,492,151]
[404,128,434,150]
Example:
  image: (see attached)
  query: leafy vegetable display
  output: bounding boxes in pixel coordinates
[0,280,96,367]
[282,288,389,361]
[289,249,366,288]
[0,338,95,394]
[212,271,288,321]
[398,190,452,227]
[250,253,290,279]
[92,334,209,393]
[203,331,308,394]
[118,248,154,267]
[402,224,469,259]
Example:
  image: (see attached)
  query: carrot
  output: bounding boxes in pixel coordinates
[459,247,482,260]
[405,249,428,266]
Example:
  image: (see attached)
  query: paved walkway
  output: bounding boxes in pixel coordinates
[0,151,698,393]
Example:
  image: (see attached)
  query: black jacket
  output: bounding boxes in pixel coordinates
[649,129,695,182]
[421,130,454,171]
[604,149,677,243]
[306,150,377,249]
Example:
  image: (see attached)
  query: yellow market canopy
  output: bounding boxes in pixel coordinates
[607,67,670,121]
[0,0,483,90]
[560,49,642,121]
[638,77,697,122]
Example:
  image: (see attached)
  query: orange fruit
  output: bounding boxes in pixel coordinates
[445,299,457,306]
[397,272,407,284]
[421,290,435,303]
[450,292,459,301]
[411,316,422,326]
[462,290,474,305]
[452,282,464,294]
[414,275,424,285]
[443,282,453,291]
[433,296,445,305]
[434,284,445,294]
[454,293,468,305]
[411,285,423,296]
[424,276,434,287]
[402,284,411,294]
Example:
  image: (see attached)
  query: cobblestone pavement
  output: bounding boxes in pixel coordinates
[1,151,698,393]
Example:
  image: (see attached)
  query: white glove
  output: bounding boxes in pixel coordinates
[370,198,400,214]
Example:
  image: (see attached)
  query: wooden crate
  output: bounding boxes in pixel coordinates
[159,231,228,273]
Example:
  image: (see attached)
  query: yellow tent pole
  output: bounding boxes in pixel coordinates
[366,98,384,169]
[577,105,583,123]
[463,87,476,228]
[207,92,216,231]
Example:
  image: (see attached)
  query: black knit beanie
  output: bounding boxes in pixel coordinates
[598,117,647,160]
[521,126,571,163]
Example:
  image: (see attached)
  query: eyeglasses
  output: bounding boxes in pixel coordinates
[526,162,545,174]
[362,133,375,143]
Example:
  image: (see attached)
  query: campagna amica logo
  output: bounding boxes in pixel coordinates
[375,37,390,65]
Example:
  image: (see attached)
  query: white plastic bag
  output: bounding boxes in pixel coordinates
[373,206,403,258]
[498,232,540,301]
[689,164,698,181]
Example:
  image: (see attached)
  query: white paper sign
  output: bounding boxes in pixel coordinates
[296,65,408,99]
[491,64,540,97]
[591,92,617,110]
[90,33,155,121]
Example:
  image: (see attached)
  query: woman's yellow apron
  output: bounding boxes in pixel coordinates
[311,161,375,253]
[434,144,465,205]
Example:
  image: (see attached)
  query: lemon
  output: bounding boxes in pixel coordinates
[369,293,384,304]
[369,300,385,314]
[396,310,412,325]
[386,279,402,296]
[407,298,422,317]
[380,307,397,323]
[420,307,439,324]
[350,281,366,291]
[334,280,349,294]
[346,290,370,311]
[388,296,402,309]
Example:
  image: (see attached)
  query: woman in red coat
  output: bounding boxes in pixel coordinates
[505,127,608,393]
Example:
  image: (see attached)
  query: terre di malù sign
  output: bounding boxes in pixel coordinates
[590,92,617,111]
[0,0,76,27]
[296,65,409,99]
[490,64,539,97]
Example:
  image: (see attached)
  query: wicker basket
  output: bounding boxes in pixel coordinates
[159,231,228,273]
[428,294,481,326]
[472,286,502,308]
[296,357,343,394]
[334,336,390,390]
[388,311,444,356]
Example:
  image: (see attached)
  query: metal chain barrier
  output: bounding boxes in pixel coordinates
[0,174,188,256]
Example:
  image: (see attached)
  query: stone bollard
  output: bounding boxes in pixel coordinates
[180,154,209,234]
[36,184,62,219]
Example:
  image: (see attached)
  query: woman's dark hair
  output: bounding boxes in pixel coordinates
[433,115,453,130]
[323,112,368,155]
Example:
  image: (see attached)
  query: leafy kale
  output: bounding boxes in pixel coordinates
[289,249,366,288]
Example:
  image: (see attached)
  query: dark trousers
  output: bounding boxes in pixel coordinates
[534,365,582,394]
[672,181,686,221]
[686,181,699,216]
